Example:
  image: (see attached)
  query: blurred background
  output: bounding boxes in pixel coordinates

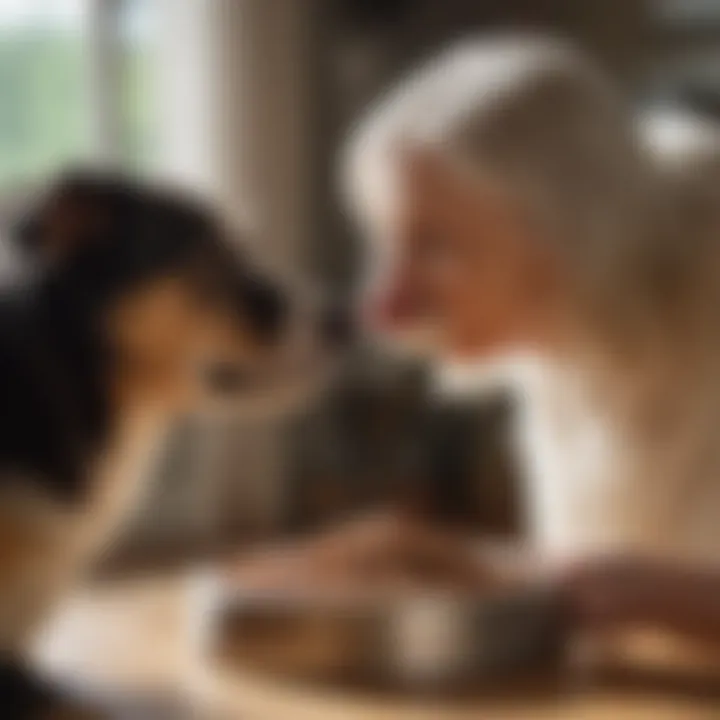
[4,3,720,717]
[0,0,716,565]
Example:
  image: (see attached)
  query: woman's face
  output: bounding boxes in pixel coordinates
[363,148,561,360]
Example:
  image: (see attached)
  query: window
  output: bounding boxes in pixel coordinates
[117,0,155,169]
[641,0,720,118]
[0,0,156,190]
[654,0,720,27]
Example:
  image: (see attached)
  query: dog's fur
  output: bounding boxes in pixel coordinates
[0,171,336,714]
[342,35,720,562]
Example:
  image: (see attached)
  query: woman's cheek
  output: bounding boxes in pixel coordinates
[439,281,507,359]
[363,260,426,331]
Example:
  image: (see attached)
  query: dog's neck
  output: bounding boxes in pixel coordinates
[0,267,173,507]
[0,274,176,650]
[33,274,111,439]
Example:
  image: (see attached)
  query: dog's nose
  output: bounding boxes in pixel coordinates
[204,362,250,394]
[320,304,354,347]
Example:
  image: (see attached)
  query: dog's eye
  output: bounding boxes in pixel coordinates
[203,362,253,394]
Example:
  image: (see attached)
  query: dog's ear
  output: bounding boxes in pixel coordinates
[12,171,120,260]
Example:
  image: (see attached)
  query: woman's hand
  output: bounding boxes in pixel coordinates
[560,555,720,646]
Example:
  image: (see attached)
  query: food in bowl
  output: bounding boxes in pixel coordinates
[204,513,568,689]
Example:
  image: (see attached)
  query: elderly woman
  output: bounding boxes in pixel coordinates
[340,35,720,645]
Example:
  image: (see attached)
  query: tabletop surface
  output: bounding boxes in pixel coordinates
[30,571,720,719]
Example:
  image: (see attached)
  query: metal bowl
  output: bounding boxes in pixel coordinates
[199,578,569,691]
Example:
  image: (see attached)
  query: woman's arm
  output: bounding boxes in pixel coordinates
[564,556,720,646]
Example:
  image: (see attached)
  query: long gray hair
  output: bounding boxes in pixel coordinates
[340,35,662,333]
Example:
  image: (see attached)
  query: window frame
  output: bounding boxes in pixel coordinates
[0,0,144,194]
[86,0,125,165]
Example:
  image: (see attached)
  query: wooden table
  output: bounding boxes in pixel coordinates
[30,571,720,719]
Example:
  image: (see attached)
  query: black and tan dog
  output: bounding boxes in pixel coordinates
[0,170,346,716]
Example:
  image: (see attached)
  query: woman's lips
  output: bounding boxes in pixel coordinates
[365,289,423,331]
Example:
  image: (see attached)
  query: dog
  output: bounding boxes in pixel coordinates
[0,170,347,715]
[341,34,720,563]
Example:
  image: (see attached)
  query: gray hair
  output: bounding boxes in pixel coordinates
[341,35,654,293]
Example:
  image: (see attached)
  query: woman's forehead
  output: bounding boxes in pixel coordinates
[355,146,457,231]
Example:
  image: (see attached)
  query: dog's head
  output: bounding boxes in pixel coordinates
[14,170,350,416]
